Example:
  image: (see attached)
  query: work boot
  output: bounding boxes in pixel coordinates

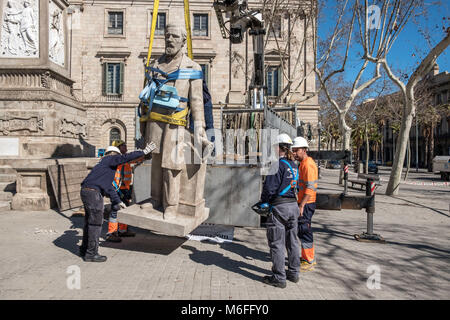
[105,232,122,243]
[163,205,178,220]
[83,254,107,263]
[263,275,286,288]
[286,273,299,283]
[300,259,316,272]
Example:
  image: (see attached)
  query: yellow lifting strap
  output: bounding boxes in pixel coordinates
[183,0,194,60]
[146,0,160,66]
[140,0,194,125]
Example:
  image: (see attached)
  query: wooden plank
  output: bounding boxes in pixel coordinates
[48,163,88,211]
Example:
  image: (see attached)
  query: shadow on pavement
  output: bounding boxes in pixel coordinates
[52,212,186,256]
[181,244,270,281]
[392,196,450,218]
[101,227,187,255]
[218,238,271,263]
[53,216,84,256]
[311,217,450,298]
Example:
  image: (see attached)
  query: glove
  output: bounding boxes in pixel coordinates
[143,141,156,155]
[118,202,127,210]
[259,202,269,209]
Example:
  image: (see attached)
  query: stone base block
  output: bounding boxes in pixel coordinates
[11,192,50,211]
[118,204,210,237]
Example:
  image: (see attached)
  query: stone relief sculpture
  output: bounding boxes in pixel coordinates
[49,1,64,66]
[1,0,39,57]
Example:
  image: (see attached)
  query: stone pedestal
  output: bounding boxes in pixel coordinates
[119,162,210,237]
[0,1,90,209]
[0,0,90,159]
[118,205,210,237]
[11,171,50,210]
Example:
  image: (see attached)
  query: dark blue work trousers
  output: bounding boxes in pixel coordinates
[80,188,104,257]
[266,201,300,282]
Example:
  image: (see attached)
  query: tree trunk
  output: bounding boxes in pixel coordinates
[424,129,429,169]
[365,121,369,174]
[404,138,411,180]
[428,123,435,172]
[339,114,351,184]
[386,105,414,195]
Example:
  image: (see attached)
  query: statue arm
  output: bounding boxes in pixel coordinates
[189,65,205,131]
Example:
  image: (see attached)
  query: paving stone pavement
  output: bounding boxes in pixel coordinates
[0,168,448,300]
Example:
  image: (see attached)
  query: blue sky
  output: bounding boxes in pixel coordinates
[317,1,449,90]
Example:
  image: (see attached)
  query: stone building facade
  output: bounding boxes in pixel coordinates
[67,0,319,153]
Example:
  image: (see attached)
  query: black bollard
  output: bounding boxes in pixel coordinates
[354,177,385,243]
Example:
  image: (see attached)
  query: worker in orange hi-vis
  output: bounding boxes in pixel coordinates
[291,136,318,272]
[105,139,145,242]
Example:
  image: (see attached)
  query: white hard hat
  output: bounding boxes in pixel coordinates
[274,133,293,145]
[105,146,121,154]
[292,136,309,148]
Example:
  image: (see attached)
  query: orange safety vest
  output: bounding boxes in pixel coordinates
[113,157,145,190]
[297,156,318,204]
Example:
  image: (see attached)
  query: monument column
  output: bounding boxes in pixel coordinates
[0,0,89,210]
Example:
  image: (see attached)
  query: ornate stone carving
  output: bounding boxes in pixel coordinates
[60,118,87,138]
[1,0,39,58]
[41,71,50,88]
[48,1,65,66]
[0,114,44,135]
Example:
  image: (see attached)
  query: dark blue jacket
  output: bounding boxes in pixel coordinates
[261,157,298,204]
[81,151,145,205]
[189,78,214,135]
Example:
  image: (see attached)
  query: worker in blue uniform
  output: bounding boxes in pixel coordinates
[79,141,156,262]
[259,133,300,288]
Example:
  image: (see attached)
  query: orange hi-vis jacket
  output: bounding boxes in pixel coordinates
[113,157,144,190]
[297,156,318,204]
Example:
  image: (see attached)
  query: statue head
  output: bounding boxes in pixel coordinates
[23,1,30,8]
[164,24,187,57]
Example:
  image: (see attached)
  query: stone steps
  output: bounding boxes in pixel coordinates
[0,192,13,201]
[0,174,17,183]
[0,201,11,211]
[0,166,16,211]
[0,166,16,174]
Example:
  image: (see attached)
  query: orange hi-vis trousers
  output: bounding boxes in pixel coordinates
[298,203,316,263]
[107,207,128,234]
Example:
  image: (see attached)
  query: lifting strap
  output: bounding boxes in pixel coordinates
[146,0,160,67]
[138,67,203,124]
[279,159,298,196]
[183,0,193,59]
[139,0,209,128]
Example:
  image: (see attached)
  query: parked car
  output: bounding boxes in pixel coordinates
[432,156,450,181]
[326,160,341,169]
[361,161,379,174]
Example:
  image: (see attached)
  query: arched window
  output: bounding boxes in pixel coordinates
[109,127,121,146]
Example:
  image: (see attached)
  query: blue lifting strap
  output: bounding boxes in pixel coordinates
[112,180,123,197]
[138,67,203,118]
[279,159,298,196]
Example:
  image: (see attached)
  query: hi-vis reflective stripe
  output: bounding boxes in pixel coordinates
[301,179,318,191]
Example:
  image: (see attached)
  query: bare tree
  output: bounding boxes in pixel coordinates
[367,38,450,193]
